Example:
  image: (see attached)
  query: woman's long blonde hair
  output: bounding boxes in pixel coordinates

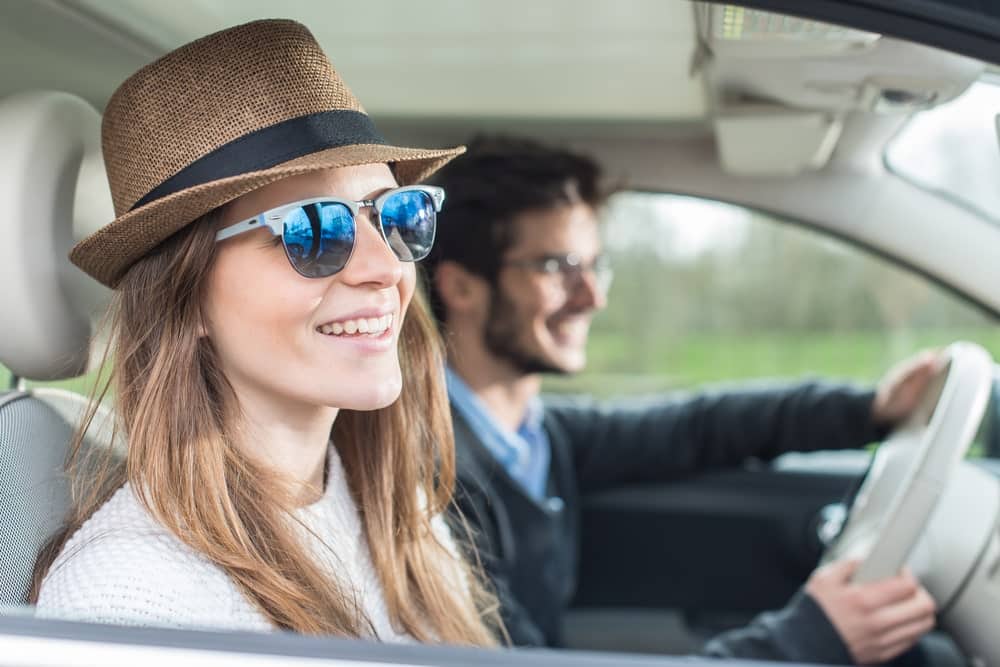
[31,211,500,644]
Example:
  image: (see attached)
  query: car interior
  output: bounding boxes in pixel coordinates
[1,1,1000,666]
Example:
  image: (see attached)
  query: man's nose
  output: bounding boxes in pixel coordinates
[569,268,607,311]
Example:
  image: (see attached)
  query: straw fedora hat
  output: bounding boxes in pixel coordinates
[70,18,464,288]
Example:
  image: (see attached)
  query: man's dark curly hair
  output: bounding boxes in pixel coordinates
[422,134,606,324]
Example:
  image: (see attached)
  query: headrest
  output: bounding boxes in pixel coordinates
[0,92,113,381]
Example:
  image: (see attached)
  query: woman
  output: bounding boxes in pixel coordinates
[31,18,498,645]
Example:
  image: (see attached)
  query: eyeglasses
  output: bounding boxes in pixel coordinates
[214,185,445,278]
[503,253,614,294]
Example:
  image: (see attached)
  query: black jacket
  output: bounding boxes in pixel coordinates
[449,380,883,663]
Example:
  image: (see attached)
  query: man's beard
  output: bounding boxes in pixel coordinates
[483,286,569,376]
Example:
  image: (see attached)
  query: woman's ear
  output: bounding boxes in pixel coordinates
[434,261,489,319]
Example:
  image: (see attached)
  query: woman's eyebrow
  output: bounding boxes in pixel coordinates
[365,186,396,201]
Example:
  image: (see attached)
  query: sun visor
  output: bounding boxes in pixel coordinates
[713,107,842,176]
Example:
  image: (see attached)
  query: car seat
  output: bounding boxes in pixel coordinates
[0,91,113,605]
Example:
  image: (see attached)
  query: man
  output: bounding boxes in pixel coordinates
[424,136,938,664]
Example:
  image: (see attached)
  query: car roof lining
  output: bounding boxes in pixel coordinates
[0,0,996,319]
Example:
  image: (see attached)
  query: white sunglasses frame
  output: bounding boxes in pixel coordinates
[214,184,444,278]
[214,184,443,269]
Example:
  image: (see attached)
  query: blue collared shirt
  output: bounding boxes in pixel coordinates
[446,367,552,500]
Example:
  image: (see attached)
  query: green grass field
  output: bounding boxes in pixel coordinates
[544,327,1000,396]
[6,327,998,458]
[5,327,999,401]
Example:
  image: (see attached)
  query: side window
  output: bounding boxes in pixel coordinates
[548,191,1000,445]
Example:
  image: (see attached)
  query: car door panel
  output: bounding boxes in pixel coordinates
[564,458,867,655]
[573,466,860,612]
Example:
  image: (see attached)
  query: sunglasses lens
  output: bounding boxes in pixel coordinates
[380,190,436,262]
[282,202,355,278]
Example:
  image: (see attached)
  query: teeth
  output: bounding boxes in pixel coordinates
[318,313,393,337]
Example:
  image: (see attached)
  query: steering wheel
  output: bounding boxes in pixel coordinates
[821,341,993,583]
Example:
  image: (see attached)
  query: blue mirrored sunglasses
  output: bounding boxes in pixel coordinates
[214,185,445,278]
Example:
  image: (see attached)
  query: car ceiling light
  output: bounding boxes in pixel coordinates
[701,4,881,57]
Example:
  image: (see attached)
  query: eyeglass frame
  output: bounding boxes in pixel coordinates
[502,252,614,294]
[214,184,446,263]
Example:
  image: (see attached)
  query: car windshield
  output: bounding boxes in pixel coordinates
[885,76,1000,224]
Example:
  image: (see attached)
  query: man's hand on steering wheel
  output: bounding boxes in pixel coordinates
[806,560,937,665]
[872,350,947,428]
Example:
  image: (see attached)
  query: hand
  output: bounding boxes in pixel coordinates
[871,350,946,428]
[806,560,936,665]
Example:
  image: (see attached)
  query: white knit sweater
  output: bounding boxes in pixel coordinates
[35,447,453,640]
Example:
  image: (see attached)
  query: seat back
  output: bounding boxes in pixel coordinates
[0,392,73,604]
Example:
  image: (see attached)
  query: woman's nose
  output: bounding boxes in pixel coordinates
[337,210,403,288]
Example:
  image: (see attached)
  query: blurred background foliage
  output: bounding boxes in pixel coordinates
[546,192,999,396]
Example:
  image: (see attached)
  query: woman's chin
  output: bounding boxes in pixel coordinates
[328,378,402,412]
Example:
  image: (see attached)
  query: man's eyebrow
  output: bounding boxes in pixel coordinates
[537,251,585,259]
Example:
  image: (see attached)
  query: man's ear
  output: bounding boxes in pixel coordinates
[435,260,489,316]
